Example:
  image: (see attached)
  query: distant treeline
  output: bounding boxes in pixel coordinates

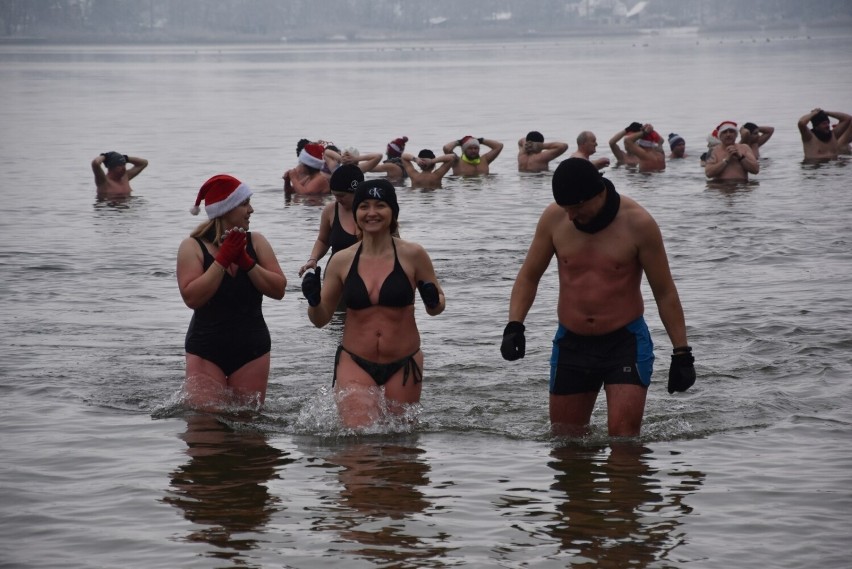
[2,0,851,41]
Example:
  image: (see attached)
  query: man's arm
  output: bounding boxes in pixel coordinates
[480,138,504,164]
[125,156,148,181]
[624,132,653,161]
[443,138,461,155]
[636,214,688,348]
[827,110,852,137]
[91,154,107,187]
[608,130,627,163]
[507,207,557,323]
[431,154,457,179]
[540,141,569,163]
[738,145,759,174]
[756,125,774,147]
[798,110,818,142]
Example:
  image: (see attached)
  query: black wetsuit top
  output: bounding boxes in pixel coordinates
[342,239,414,310]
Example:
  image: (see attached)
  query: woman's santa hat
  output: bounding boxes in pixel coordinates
[190,174,253,219]
[298,143,326,170]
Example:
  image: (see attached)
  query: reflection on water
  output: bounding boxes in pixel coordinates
[547,442,704,567]
[318,439,450,566]
[162,414,292,564]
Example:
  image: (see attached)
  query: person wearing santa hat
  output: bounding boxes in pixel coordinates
[283,142,331,195]
[91,150,148,200]
[704,121,759,182]
[442,134,504,176]
[623,123,666,172]
[177,174,286,411]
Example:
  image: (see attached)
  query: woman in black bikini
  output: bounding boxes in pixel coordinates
[301,179,445,428]
[177,174,286,411]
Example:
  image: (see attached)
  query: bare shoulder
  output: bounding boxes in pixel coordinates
[619,195,659,232]
[395,237,429,260]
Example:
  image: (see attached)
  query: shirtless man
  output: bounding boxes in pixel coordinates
[738,122,774,159]
[797,108,852,161]
[501,158,694,437]
[400,149,456,189]
[283,143,330,195]
[608,122,643,167]
[571,131,610,170]
[517,131,568,172]
[624,124,666,172]
[443,135,504,176]
[704,121,759,182]
[91,151,148,199]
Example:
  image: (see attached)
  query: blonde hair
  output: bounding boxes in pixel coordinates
[190,217,227,246]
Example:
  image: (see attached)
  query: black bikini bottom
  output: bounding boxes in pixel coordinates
[334,345,422,387]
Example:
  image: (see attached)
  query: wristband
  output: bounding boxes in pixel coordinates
[673,345,692,355]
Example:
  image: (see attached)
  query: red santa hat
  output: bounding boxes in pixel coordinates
[190,174,253,219]
[716,121,738,134]
[460,135,480,150]
[298,143,326,170]
[387,136,408,157]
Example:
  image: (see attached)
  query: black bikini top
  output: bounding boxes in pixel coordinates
[342,239,414,310]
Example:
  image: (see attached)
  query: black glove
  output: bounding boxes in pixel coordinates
[500,321,526,361]
[668,346,696,394]
[477,137,484,144]
[626,122,643,133]
[301,266,322,307]
[417,280,439,309]
[123,154,129,162]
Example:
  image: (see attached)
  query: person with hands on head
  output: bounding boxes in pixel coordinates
[501,158,694,437]
[298,164,364,279]
[301,179,445,429]
[517,131,569,173]
[323,146,383,175]
[608,122,643,167]
[443,135,504,176]
[177,174,286,411]
[797,108,852,161]
[623,123,666,172]
[399,149,457,189]
[738,122,774,160]
[704,121,759,182]
[92,151,148,199]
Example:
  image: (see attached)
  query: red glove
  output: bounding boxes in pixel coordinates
[236,243,256,272]
[214,231,245,268]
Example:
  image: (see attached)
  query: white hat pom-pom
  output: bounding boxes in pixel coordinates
[190,205,201,215]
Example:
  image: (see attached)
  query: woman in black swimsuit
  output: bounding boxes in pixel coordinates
[298,165,363,278]
[301,179,445,429]
[177,174,286,411]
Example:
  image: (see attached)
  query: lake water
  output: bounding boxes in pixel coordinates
[2,30,851,568]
